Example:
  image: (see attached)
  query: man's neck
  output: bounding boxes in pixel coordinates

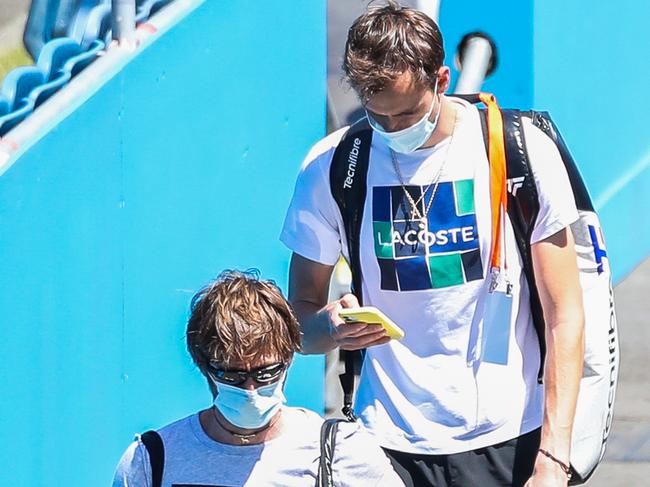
[199,407,284,446]
[419,95,457,149]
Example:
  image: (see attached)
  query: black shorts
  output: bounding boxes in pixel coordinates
[382,428,541,487]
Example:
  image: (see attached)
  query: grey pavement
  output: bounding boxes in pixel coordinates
[0,0,28,27]
[327,0,367,129]
[0,0,28,51]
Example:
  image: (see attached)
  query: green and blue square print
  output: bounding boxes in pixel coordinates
[372,180,483,291]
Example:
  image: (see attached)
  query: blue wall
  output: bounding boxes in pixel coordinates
[533,1,650,280]
[0,1,325,485]
[441,0,649,281]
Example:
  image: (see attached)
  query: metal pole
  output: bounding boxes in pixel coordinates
[454,35,493,94]
[327,88,342,131]
[414,0,441,23]
[112,0,136,45]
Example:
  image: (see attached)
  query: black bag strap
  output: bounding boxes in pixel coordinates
[329,118,373,421]
[316,418,344,487]
[476,107,546,381]
[477,105,590,383]
[527,111,593,212]
[329,118,373,300]
[501,109,546,382]
[140,430,164,487]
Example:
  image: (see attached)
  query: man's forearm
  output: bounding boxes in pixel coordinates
[288,255,389,355]
[531,228,585,473]
[540,313,585,461]
[292,299,337,354]
[288,253,339,354]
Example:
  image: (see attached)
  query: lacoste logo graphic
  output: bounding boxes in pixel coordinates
[372,180,483,291]
[507,176,525,196]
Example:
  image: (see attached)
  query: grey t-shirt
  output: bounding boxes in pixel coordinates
[112,407,403,487]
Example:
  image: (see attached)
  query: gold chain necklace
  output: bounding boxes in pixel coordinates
[390,109,457,221]
[212,407,279,445]
[391,148,447,221]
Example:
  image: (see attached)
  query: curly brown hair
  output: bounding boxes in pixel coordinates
[186,270,301,377]
[343,1,445,102]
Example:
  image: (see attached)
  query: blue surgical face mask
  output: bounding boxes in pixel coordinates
[366,80,441,154]
[213,375,286,429]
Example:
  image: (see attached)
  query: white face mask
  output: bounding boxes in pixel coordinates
[366,80,441,154]
[213,375,286,429]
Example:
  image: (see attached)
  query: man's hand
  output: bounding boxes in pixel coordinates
[289,253,391,353]
[524,452,570,487]
[327,293,391,350]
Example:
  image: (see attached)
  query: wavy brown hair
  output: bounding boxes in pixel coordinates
[343,1,445,102]
[186,270,301,377]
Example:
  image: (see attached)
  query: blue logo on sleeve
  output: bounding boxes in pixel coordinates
[588,224,608,274]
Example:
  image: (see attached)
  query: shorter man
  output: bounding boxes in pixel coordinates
[113,269,403,487]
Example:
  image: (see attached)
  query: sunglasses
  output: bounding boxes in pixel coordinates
[207,361,287,386]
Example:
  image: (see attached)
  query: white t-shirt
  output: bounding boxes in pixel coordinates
[280,98,579,454]
[112,407,403,487]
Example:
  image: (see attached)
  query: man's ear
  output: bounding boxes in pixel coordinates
[438,66,452,93]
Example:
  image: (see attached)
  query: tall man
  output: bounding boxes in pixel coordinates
[281,3,584,486]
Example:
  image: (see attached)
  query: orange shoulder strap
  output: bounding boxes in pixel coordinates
[478,93,508,271]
